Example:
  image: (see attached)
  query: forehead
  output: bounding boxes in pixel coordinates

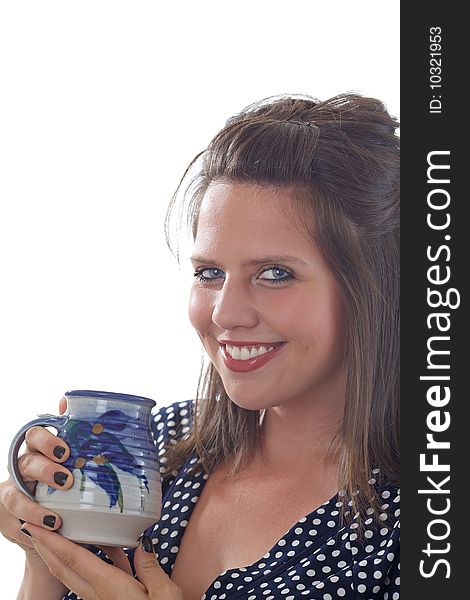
[196,182,312,245]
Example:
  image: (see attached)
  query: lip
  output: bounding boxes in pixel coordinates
[218,342,286,373]
[218,340,285,347]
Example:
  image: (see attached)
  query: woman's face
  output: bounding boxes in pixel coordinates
[189,182,347,412]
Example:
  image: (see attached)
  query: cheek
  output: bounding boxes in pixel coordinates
[188,287,212,334]
[271,288,344,347]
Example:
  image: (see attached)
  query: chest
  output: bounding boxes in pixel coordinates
[169,470,336,600]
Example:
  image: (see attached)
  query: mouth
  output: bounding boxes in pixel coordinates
[218,341,286,373]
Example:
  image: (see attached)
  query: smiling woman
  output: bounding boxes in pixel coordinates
[0,93,400,600]
[160,93,400,599]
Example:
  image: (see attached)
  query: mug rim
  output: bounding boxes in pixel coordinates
[64,389,156,407]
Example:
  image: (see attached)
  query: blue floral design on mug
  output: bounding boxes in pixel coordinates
[48,409,149,512]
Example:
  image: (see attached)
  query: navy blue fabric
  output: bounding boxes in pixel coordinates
[63,400,400,599]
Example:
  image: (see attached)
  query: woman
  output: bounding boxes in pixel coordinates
[0,93,400,599]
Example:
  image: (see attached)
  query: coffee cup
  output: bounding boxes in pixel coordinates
[8,390,161,547]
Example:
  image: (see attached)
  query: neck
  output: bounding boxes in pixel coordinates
[256,381,346,477]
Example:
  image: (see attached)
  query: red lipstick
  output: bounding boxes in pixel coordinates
[219,342,286,373]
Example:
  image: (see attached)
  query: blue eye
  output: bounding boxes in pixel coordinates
[193,268,224,283]
[258,267,293,283]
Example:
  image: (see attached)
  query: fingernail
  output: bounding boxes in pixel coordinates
[53,472,68,486]
[21,526,32,537]
[43,515,56,528]
[53,445,66,459]
[141,535,154,553]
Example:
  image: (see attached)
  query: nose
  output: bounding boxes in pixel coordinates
[211,277,259,331]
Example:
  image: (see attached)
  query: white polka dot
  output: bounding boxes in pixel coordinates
[374,570,383,579]
[357,584,366,593]
[337,588,346,597]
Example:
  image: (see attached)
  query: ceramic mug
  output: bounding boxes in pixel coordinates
[8,390,161,547]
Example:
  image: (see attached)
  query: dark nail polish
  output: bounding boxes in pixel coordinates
[141,535,154,553]
[21,527,32,537]
[43,515,56,528]
[53,472,68,487]
[53,445,66,459]
[19,519,25,525]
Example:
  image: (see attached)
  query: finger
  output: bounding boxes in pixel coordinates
[1,481,62,532]
[0,522,35,550]
[98,546,133,576]
[18,451,73,490]
[29,537,95,599]
[24,426,70,464]
[23,523,146,597]
[59,396,67,415]
[134,536,183,598]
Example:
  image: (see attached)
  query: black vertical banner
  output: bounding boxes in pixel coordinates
[401,3,466,598]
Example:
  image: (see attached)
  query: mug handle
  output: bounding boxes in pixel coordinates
[8,414,69,500]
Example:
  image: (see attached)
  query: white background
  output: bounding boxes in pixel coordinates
[0,1,399,595]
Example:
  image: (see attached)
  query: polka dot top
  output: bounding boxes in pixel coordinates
[62,400,400,599]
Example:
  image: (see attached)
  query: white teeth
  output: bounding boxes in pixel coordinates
[240,347,251,360]
[225,344,278,361]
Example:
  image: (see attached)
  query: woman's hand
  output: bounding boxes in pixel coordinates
[20,523,184,600]
[0,398,72,564]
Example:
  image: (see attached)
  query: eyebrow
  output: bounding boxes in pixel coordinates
[190,254,310,268]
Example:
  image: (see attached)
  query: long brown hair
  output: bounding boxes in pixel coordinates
[164,93,400,519]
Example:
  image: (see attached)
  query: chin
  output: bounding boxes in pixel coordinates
[223,385,276,412]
